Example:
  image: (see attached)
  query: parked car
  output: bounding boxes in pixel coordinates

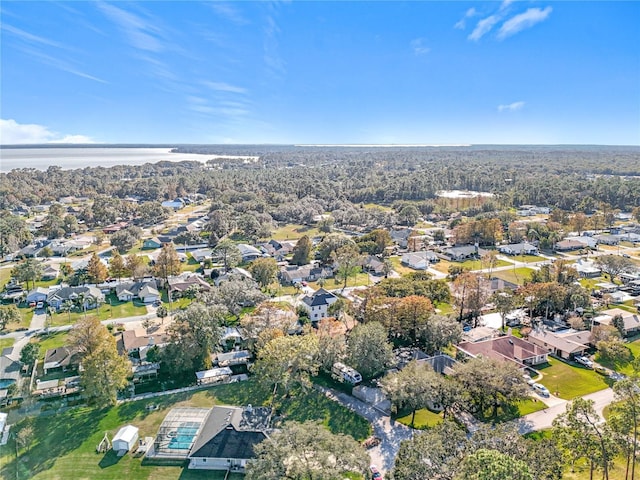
[370,465,383,480]
[575,356,594,368]
[609,371,626,382]
[595,365,609,375]
[532,383,550,397]
[36,301,44,309]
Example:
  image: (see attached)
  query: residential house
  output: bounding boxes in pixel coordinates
[280,264,332,285]
[215,350,251,368]
[457,335,549,369]
[237,244,263,262]
[0,353,21,386]
[527,328,591,359]
[214,268,253,286]
[43,347,80,375]
[102,222,129,234]
[142,237,164,250]
[575,260,601,278]
[116,329,170,360]
[401,251,439,270]
[17,240,49,258]
[390,228,412,248]
[41,264,60,280]
[26,287,49,304]
[360,255,387,276]
[161,199,185,210]
[115,280,160,303]
[300,288,338,321]
[594,234,620,246]
[46,286,104,310]
[444,245,485,261]
[462,326,496,343]
[191,248,214,263]
[593,308,640,337]
[566,236,598,250]
[554,239,585,251]
[498,243,538,256]
[167,273,211,297]
[187,405,270,471]
[196,367,233,386]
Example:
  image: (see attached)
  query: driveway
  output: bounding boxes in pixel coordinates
[516,388,614,433]
[315,386,413,474]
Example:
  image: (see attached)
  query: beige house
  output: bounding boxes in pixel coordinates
[593,308,640,337]
[527,328,591,359]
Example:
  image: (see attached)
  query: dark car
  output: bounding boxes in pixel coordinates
[370,465,383,480]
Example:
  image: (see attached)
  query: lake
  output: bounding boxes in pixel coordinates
[0,147,217,172]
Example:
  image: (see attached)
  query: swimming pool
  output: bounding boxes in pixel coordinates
[166,425,199,450]
[0,379,15,389]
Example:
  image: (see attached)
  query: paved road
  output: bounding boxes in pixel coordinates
[315,385,413,474]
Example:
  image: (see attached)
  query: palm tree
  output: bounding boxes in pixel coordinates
[75,292,88,318]
[62,300,74,322]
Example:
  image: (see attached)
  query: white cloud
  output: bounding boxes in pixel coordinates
[97,2,164,52]
[202,81,248,94]
[208,2,249,25]
[498,7,553,39]
[468,15,500,41]
[498,101,525,112]
[1,24,68,49]
[0,119,94,144]
[410,38,430,55]
[499,0,514,12]
[454,7,478,29]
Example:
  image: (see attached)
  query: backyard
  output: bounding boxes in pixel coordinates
[537,357,610,399]
[595,337,640,376]
[491,267,535,286]
[0,380,370,480]
[48,295,148,327]
[271,223,320,241]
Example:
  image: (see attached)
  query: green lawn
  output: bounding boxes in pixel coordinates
[397,408,443,429]
[511,254,546,264]
[49,296,148,327]
[0,267,12,289]
[0,304,32,332]
[456,258,511,271]
[271,223,320,241]
[595,338,640,376]
[492,267,535,286]
[0,337,14,350]
[32,331,70,359]
[0,380,369,480]
[389,256,417,276]
[537,358,609,399]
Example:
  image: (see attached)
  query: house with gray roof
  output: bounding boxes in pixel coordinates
[46,286,104,310]
[300,288,338,321]
[401,251,439,270]
[498,243,538,256]
[187,405,270,472]
[115,280,160,303]
[444,245,485,261]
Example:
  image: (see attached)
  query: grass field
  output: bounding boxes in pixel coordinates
[0,380,370,480]
[49,296,148,327]
[492,267,535,285]
[537,358,609,399]
[389,256,416,276]
[32,331,70,359]
[595,338,640,376]
[0,267,12,289]
[397,408,443,429]
[271,224,320,241]
[0,305,32,332]
[0,337,15,350]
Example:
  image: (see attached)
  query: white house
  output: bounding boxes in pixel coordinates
[300,288,338,321]
[498,243,538,256]
[401,251,439,270]
[112,425,139,454]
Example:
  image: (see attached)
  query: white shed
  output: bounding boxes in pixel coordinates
[112,425,139,454]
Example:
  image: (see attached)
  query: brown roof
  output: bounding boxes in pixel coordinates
[527,329,591,354]
[457,335,547,367]
[117,330,170,353]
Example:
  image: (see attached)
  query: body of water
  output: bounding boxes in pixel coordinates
[0,148,216,172]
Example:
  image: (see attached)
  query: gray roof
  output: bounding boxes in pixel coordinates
[115,280,158,298]
[302,288,337,307]
[189,406,269,460]
[0,355,22,381]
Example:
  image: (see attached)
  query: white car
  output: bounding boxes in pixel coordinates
[532,383,550,397]
[575,356,593,368]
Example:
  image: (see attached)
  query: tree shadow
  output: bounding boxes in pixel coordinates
[98,449,123,469]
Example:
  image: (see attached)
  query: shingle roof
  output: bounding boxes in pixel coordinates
[189,406,269,460]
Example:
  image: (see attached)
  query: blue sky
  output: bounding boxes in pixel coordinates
[1,1,638,145]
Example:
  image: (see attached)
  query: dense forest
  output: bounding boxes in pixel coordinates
[1,145,639,214]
